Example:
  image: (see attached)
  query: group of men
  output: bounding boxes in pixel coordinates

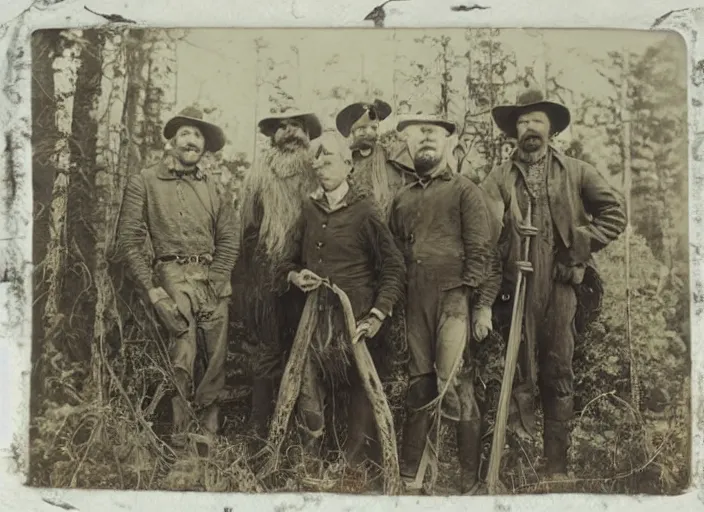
[117,88,626,493]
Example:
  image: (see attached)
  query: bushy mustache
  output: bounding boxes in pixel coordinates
[519,129,544,143]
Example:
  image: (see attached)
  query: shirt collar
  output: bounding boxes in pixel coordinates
[324,180,350,208]
[156,156,205,181]
[310,179,352,212]
[410,164,454,187]
[510,144,566,175]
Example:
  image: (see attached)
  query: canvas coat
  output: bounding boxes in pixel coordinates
[481,146,626,291]
[479,146,626,435]
[117,157,239,429]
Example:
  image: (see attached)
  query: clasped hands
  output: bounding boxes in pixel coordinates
[288,268,383,341]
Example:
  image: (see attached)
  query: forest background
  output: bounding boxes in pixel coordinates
[29,27,690,495]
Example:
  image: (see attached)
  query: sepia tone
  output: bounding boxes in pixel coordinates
[29,27,690,496]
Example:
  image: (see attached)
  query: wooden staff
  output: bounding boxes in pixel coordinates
[331,282,402,495]
[257,277,401,495]
[486,201,532,494]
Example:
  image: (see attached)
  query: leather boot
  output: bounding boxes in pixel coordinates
[200,403,220,436]
[543,419,569,475]
[249,377,276,438]
[543,396,573,476]
[344,385,377,469]
[171,370,192,447]
[456,419,482,494]
[399,409,432,479]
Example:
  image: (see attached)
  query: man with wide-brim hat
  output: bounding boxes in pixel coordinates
[334,99,414,218]
[257,110,322,144]
[117,106,239,448]
[480,88,626,483]
[163,106,227,153]
[389,114,495,494]
[236,108,322,450]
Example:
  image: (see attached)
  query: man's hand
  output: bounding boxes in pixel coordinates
[288,269,323,292]
[355,315,383,342]
[472,305,493,342]
[148,287,189,336]
[515,224,539,238]
[554,262,586,284]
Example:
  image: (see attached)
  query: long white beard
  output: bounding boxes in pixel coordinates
[242,146,317,262]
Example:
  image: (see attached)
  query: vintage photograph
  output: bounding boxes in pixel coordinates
[29,27,689,496]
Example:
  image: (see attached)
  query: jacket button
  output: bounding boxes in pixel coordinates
[322,223,327,229]
[318,258,323,263]
[416,259,422,264]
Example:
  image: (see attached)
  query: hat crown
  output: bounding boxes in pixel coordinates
[178,106,204,120]
[516,88,547,106]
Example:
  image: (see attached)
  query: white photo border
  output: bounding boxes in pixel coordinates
[0,0,702,510]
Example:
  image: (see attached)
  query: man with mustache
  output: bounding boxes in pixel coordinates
[335,99,413,218]
[238,110,322,445]
[389,115,494,493]
[481,89,626,479]
[117,106,239,445]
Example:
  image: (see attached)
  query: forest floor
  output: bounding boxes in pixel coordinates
[27,316,690,496]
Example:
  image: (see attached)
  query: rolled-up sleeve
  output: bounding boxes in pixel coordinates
[117,173,154,292]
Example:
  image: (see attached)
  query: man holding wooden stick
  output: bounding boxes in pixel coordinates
[280,130,405,471]
[481,89,627,482]
[389,115,494,494]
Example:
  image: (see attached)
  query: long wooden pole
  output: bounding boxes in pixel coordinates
[486,200,532,494]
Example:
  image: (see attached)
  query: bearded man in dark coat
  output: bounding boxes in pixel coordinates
[335,99,414,219]
[237,111,322,443]
[481,89,627,478]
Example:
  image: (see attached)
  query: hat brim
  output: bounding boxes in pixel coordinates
[163,116,226,153]
[396,119,456,136]
[258,113,322,140]
[491,101,571,139]
[336,100,393,137]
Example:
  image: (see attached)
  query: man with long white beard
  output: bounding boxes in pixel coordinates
[335,99,413,218]
[238,110,322,445]
[389,115,495,494]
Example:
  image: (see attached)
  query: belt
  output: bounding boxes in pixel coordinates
[155,254,213,265]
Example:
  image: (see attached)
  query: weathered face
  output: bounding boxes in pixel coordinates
[273,118,310,152]
[403,123,450,174]
[516,110,551,153]
[350,119,379,151]
[312,137,352,192]
[172,125,206,166]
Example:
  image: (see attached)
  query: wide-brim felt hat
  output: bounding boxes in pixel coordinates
[336,99,392,137]
[396,115,457,136]
[163,106,226,153]
[258,110,323,140]
[492,88,571,139]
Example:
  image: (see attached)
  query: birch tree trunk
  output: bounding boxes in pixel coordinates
[42,31,81,358]
[92,28,129,402]
[141,31,177,167]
